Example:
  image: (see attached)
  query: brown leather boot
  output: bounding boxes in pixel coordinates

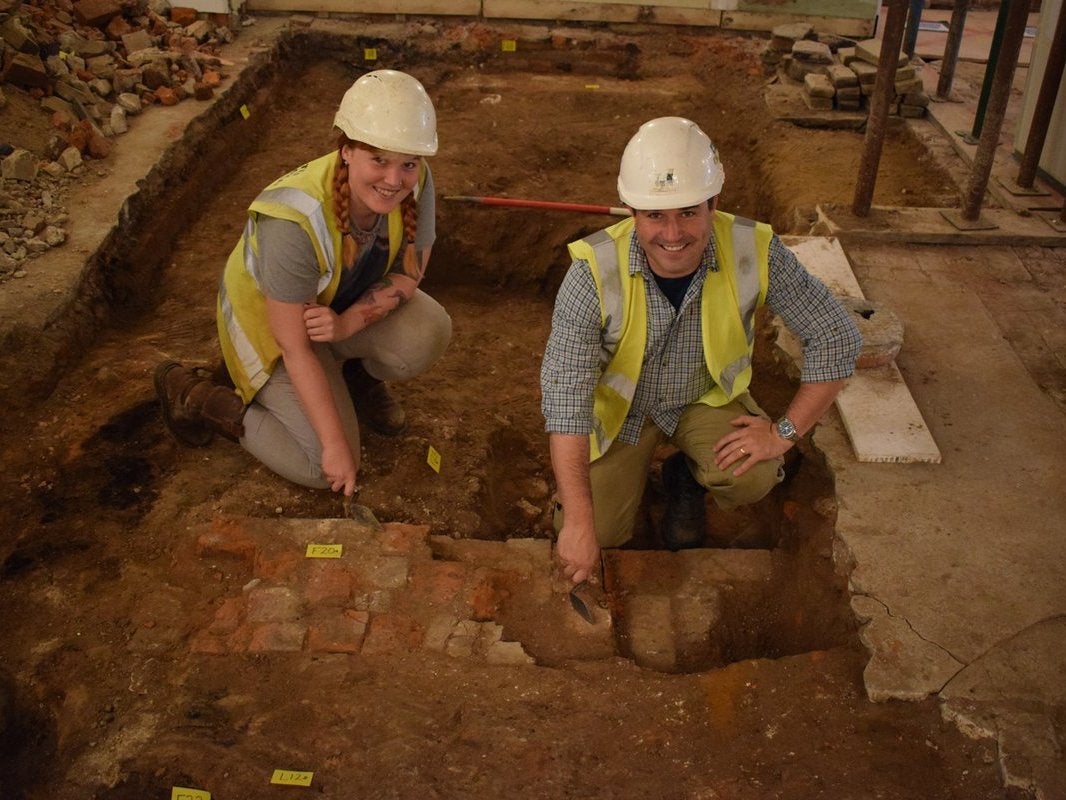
[342,359,406,436]
[154,361,246,447]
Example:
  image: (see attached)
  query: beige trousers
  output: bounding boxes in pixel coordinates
[556,394,785,548]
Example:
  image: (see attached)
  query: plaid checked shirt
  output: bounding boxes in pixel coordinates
[540,230,862,443]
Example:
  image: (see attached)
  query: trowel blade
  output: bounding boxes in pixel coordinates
[569,582,595,624]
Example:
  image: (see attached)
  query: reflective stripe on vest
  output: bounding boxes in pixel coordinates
[217,152,425,403]
[578,211,769,459]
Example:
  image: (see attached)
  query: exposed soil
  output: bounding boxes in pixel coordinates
[0,21,1009,799]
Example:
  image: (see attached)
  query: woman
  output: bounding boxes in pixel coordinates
[155,69,451,498]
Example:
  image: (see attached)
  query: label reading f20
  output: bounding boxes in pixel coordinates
[305,544,343,558]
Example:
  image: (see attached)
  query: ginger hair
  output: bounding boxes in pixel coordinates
[332,135,420,267]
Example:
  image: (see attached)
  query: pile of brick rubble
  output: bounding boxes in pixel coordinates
[764,22,930,119]
[0,0,241,280]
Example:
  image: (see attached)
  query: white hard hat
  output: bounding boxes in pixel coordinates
[617,117,724,210]
[333,69,438,156]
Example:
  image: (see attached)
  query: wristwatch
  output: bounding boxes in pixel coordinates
[775,416,798,441]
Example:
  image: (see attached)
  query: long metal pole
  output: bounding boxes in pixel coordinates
[961,0,1033,220]
[969,0,1013,140]
[445,195,631,216]
[903,0,925,56]
[853,0,910,217]
[1016,4,1066,187]
[936,0,972,99]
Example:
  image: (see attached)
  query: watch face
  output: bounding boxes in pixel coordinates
[777,418,797,440]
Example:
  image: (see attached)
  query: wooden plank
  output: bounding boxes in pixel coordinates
[246,0,481,14]
[778,236,942,464]
[484,0,722,25]
[722,10,875,37]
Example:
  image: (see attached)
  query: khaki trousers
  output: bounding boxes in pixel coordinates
[556,394,785,548]
[241,290,451,488]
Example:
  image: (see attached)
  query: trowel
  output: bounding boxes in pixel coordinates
[569,581,596,624]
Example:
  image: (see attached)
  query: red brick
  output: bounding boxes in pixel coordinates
[254,550,301,581]
[169,6,198,25]
[305,563,353,606]
[86,132,112,159]
[246,586,302,623]
[207,597,243,634]
[408,562,465,605]
[307,613,367,654]
[104,14,132,40]
[73,0,121,26]
[195,519,258,564]
[248,622,306,652]
[361,613,424,655]
[467,569,512,621]
[380,523,430,555]
[155,86,179,106]
[3,53,50,90]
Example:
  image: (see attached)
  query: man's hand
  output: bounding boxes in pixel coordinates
[713,415,792,476]
[556,522,600,586]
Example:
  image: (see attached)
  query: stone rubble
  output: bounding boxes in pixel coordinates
[0,0,242,283]
[763,22,930,119]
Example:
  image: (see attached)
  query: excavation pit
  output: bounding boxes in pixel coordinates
[0,17,1012,800]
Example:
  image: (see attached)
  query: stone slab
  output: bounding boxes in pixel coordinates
[780,236,942,464]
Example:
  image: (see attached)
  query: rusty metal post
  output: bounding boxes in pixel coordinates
[960,0,1033,220]
[936,0,972,99]
[853,0,911,217]
[1016,4,1066,187]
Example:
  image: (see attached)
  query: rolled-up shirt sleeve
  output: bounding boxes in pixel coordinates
[766,236,863,383]
[540,260,605,435]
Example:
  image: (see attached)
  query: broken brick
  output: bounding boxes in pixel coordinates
[73,0,121,26]
[170,6,198,25]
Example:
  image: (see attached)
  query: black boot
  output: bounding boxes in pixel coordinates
[154,361,246,446]
[661,452,707,551]
[342,359,406,436]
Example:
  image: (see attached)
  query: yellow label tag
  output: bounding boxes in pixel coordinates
[305,543,343,559]
[59,50,70,60]
[427,446,442,474]
[501,39,517,52]
[585,83,600,90]
[171,788,211,800]
[271,770,313,787]
[239,104,251,119]
[364,47,377,61]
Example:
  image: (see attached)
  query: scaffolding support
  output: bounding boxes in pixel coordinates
[852,0,910,217]
[1016,4,1066,188]
[936,0,973,99]
[960,0,1033,221]
[967,0,1014,141]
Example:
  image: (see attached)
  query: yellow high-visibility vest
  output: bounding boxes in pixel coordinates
[567,210,772,460]
[217,152,422,403]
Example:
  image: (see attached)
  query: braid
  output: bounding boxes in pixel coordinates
[400,191,418,244]
[333,147,359,266]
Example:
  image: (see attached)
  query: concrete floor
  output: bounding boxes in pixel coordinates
[814,9,1066,797]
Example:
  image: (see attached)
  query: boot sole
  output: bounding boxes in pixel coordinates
[153,360,214,448]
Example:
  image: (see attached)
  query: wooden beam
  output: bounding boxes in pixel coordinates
[246,0,481,14]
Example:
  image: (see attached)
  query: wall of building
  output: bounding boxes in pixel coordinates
[243,0,881,37]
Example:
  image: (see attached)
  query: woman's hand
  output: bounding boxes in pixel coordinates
[303,303,348,343]
[321,440,358,496]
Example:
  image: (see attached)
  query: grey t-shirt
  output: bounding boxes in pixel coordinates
[254,166,436,312]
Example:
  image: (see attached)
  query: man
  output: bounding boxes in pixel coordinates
[541,117,862,585]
